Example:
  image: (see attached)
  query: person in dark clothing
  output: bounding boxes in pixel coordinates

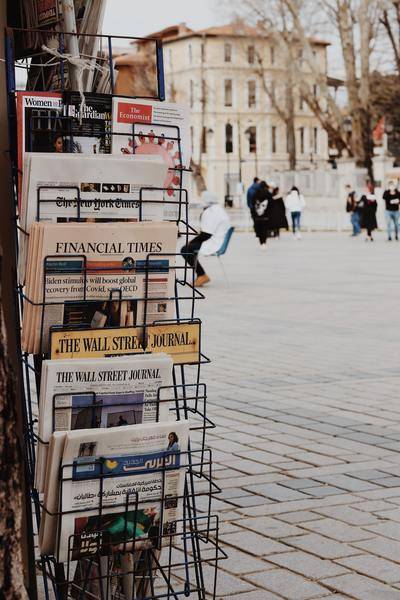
[360,193,378,241]
[345,184,361,236]
[247,177,260,210]
[266,186,289,237]
[253,181,272,249]
[383,181,400,241]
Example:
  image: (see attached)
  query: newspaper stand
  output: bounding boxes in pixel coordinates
[6,27,225,600]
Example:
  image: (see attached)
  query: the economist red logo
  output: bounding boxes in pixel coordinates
[117,102,153,124]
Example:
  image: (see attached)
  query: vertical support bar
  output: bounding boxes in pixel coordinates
[107,36,114,94]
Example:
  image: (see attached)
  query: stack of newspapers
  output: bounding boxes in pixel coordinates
[16,88,194,596]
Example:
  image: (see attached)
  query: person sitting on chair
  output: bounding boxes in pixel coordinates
[181,193,231,287]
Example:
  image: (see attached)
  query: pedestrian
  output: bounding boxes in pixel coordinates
[383,180,400,241]
[285,186,305,239]
[253,181,272,249]
[345,184,361,236]
[360,192,378,241]
[247,177,260,231]
[180,195,230,287]
[267,184,289,238]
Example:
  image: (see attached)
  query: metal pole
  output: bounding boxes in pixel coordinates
[61,0,80,90]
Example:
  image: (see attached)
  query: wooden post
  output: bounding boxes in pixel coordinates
[0,6,37,599]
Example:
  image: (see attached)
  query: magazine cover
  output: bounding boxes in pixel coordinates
[16,91,63,209]
[63,92,112,154]
[112,98,191,220]
[49,322,201,364]
[36,353,174,493]
[21,221,178,353]
[40,421,189,562]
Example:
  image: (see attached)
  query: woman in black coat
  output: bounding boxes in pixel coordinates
[266,186,289,237]
[253,181,272,248]
[360,193,378,241]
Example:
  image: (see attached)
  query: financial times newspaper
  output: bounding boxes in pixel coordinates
[40,421,189,562]
[21,221,177,353]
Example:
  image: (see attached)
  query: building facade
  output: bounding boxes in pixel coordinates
[153,22,329,201]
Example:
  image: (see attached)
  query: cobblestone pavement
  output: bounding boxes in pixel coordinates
[196,231,400,599]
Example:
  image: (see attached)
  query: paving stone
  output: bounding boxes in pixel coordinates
[323,573,400,599]
[279,478,321,490]
[238,516,303,538]
[283,533,361,559]
[301,518,373,542]
[243,483,310,501]
[312,506,379,526]
[246,568,330,599]
[363,521,400,542]
[352,537,400,563]
[313,474,380,492]
[335,554,400,584]
[265,550,349,579]
[306,486,347,498]
[222,531,290,556]
[218,547,274,576]
[279,511,322,524]
[220,591,282,600]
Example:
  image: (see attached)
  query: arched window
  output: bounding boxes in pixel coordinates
[225,123,233,153]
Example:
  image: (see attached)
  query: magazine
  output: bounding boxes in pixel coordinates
[112,98,191,220]
[35,353,174,493]
[40,421,189,562]
[16,91,63,209]
[63,92,112,154]
[49,322,201,365]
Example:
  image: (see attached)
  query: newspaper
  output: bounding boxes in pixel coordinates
[40,421,189,562]
[49,322,201,364]
[63,92,112,154]
[36,353,174,493]
[112,98,191,221]
[21,221,178,353]
[18,153,169,285]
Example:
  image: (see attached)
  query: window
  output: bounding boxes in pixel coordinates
[313,84,318,98]
[190,80,194,108]
[299,94,304,111]
[188,44,192,64]
[190,126,194,155]
[300,127,305,154]
[248,45,255,64]
[201,43,206,62]
[224,43,232,62]
[272,126,277,153]
[201,126,207,153]
[225,123,233,153]
[270,80,276,103]
[313,127,318,153]
[248,80,256,109]
[201,79,206,106]
[248,126,257,153]
[224,79,233,107]
[270,46,275,65]
[298,49,303,66]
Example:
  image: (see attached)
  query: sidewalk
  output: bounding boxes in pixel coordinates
[198,231,400,599]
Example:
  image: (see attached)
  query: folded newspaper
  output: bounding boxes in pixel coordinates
[36,353,174,493]
[21,221,178,353]
[19,153,169,285]
[39,421,189,563]
[112,98,191,220]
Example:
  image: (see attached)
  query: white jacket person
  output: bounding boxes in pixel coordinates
[198,203,231,256]
[285,189,306,212]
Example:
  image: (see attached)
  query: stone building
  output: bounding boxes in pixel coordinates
[144,22,329,202]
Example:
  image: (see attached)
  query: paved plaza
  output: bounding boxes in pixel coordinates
[197,231,400,599]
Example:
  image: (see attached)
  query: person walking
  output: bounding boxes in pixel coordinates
[180,196,230,287]
[267,184,289,238]
[360,192,378,241]
[383,181,400,241]
[253,181,272,249]
[247,177,260,232]
[345,184,361,236]
[285,186,305,239]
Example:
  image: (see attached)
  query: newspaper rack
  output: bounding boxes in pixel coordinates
[5,25,225,600]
